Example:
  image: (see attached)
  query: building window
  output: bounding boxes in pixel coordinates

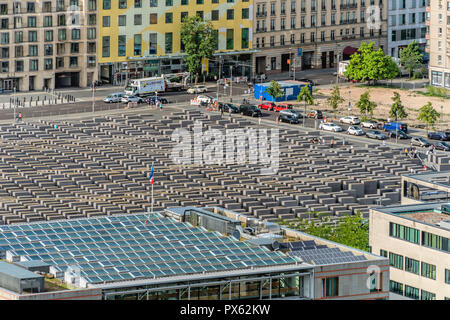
[58,29,66,41]
[119,0,127,9]
[431,71,443,86]
[445,269,450,284]
[389,280,403,295]
[134,34,141,56]
[322,277,339,297]
[390,223,420,244]
[422,231,449,252]
[29,59,38,71]
[87,28,96,40]
[421,262,436,280]
[242,8,249,19]
[380,249,388,257]
[404,285,419,300]
[389,252,403,270]
[405,257,420,275]
[70,56,78,67]
[226,29,234,50]
[44,30,52,42]
[28,31,37,42]
[118,35,126,56]
[15,60,23,72]
[165,32,172,53]
[150,14,157,24]
[421,290,436,300]
[72,29,80,40]
[103,16,110,27]
[149,33,157,54]
[227,9,234,20]
[29,45,37,56]
[165,12,172,23]
[44,58,53,70]
[118,15,126,26]
[103,0,111,10]
[102,36,110,57]
[241,28,249,49]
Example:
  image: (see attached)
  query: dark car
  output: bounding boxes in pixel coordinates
[144,96,168,105]
[297,78,316,86]
[433,141,450,151]
[240,104,262,117]
[366,130,387,140]
[221,103,239,113]
[411,137,431,147]
[388,130,410,139]
[427,131,450,141]
[280,114,300,124]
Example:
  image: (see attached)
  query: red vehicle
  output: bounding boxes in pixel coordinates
[258,102,277,111]
[274,103,294,112]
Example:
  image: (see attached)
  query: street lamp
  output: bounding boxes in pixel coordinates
[92,81,95,114]
[396,110,398,145]
[441,105,444,132]
[230,66,233,102]
[347,89,351,116]
[13,86,16,123]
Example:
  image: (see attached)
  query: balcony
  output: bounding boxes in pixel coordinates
[256,12,267,18]
[340,3,358,10]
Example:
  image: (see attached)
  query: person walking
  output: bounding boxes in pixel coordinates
[221,105,224,117]
[229,107,232,118]
[159,101,163,110]
[18,112,22,122]
[330,138,334,148]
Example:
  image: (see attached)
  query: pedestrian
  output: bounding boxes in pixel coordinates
[276,115,280,124]
[159,101,163,110]
[382,140,386,146]
[259,116,261,126]
[330,138,334,148]
[221,106,224,117]
[410,168,414,174]
[18,112,22,122]
[229,107,232,117]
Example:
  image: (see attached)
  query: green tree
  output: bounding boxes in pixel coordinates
[297,85,314,114]
[344,41,399,84]
[277,211,369,251]
[418,102,440,132]
[389,92,408,120]
[356,91,377,116]
[399,41,423,79]
[180,16,216,84]
[327,85,345,118]
[264,80,284,103]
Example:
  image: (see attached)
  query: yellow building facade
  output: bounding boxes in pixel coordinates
[98,0,253,85]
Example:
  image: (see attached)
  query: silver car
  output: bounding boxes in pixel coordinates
[103,92,125,103]
[280,109,303,118]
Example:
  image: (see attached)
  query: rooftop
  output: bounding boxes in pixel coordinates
[0,260,43,280]
[404,171,450,189]
[398,210,450,225]
[0,212,300,288]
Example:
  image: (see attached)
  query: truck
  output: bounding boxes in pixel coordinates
[125,73,190,96]
[125,77,165,96]
[382,122,408,133]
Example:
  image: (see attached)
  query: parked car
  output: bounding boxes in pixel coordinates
[319,122,343,132]
[280,109,303,118]
[144,96,168,105]
[427,131,450,141]
[382,122,408,133]
[280,114,300,124]
[339,116,361,125]
[366,130,387,140]
[187,85,207,94]
[274,103,294,112]
[411,137,431,147]
[240,104,262,117]
[361,120,381,129]
[388,130,409,139]
[258,102,277,111]
[347,126,365,136]
[308,110,323,119]
[221,103,239,113]
[121,95,143,104]
[103,92,125,103]
[433,141,450,151]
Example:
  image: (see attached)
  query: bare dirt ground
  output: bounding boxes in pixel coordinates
[310,85,450,128]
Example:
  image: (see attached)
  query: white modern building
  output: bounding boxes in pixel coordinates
[387,0,428,59]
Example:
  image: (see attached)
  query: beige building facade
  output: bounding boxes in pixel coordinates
[252,0,388,76]
[370,202,450,300]
[427,0,450,88]
[0,0,98,92]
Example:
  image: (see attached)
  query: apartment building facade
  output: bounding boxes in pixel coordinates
[428,0,450,88]
[387,0,427,59]
[98,0,253,86]
[370,202,450,300]
[0,0,98,92]
[252,0,388,75]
